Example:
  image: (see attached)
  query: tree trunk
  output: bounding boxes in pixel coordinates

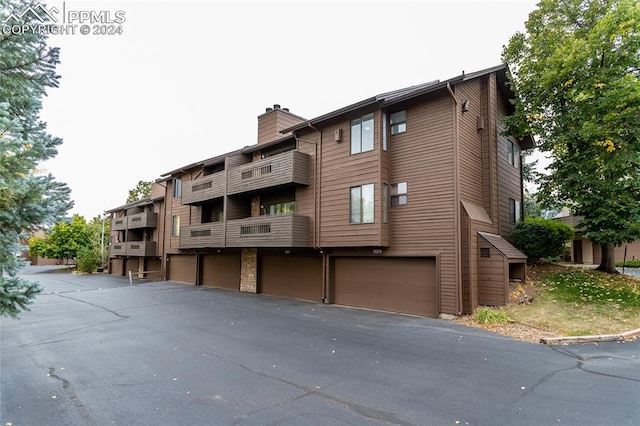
[595,242,618,274]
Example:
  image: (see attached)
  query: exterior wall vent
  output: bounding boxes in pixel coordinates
[334,128,342,143]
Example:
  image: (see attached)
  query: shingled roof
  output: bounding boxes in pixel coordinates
[478,231,528,259]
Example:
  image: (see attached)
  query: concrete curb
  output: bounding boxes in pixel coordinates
[540,327,640,345]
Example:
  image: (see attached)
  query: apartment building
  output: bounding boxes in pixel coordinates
[107,64,532,317]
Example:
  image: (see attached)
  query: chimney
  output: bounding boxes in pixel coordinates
[256,104,306,145]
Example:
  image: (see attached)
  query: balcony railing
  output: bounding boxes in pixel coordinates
[112,217,127,231]
[227,150,310,195]
[109,241,156,257]
[226,214,310,247]
[127,212,158,229]
[182,172,225,205]
[179,222,225,249]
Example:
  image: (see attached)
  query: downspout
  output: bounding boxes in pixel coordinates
[447,82,463,316]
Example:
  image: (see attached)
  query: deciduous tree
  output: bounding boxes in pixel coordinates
[502,0,640,273]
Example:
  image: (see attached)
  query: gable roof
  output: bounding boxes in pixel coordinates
[478,231,528,259]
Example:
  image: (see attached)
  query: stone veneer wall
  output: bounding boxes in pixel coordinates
[240,248,257,293]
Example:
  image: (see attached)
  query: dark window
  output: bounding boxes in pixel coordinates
[173,178,182,197]
[508,140,520,169]
[509,198,522,224]
[390,110,407,135]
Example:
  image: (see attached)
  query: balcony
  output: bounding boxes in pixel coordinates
[182,172,226,205]
[179,222,224,249]
[127,212,158,229]
[109,241,156,257]
[226,214,310,247]
[227,150,310,195]
[112,217,127,231]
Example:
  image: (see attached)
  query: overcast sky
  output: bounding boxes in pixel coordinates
[38,0,539,219]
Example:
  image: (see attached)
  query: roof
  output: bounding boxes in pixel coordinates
[282,64,511,134]
[105,195,164,214]
[160,148,244,178]
[242,134,296,154]
[478,231,528,259]
[461,200,492,224]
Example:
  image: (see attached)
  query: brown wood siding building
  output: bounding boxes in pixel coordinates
[107,65,530,318]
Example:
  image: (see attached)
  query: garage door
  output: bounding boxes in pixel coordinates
[167,254,196,284]
[202,254,240,290]
[110,258,125,276]
[259,256,323,302]
[334,257,437,317]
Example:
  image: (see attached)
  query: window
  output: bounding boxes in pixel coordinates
[382,112,388,151]
[351,113,374,154]
[173,178,182,197]
[382,183,388,223]
[171,215,180,237]
[390,110,407,135]
[268,201,296,215]
[509,198,522,224]
[391,182,408,206]
[507,140,520,169]
[350,184,374,224]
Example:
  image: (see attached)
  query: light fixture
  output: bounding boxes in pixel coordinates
[462,99,470,112]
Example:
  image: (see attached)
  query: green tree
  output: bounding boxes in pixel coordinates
[41,215,91,264]
[88,215,110,269]
[502,0,640,273]
[126,180,152,203]
[0,0,72,317]
[512,218,575,264]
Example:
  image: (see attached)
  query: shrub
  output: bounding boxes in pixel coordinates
[473,307,512,325]
[512,217,574,264]
[76,246,100,273]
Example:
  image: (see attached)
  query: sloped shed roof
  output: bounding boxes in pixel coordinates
[478,231,527,259]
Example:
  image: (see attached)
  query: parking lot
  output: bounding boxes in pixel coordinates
[2,267,639,425]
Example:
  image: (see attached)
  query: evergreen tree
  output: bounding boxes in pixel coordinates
[503,0,640,273]
[126,180,153,203]
[0,0,72,317]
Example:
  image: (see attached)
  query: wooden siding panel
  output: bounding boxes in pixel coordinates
[496,93,523,237]
[456,80,484,207]
[387,97,458,314]
[227,150,310,195]
[179,222,224,248]
[182,172,225,205]
[226,214,310,247]
[318,117,382,247]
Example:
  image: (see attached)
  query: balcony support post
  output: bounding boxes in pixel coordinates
[240,248,258,293]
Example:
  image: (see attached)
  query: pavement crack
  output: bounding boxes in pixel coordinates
[55,293,129,319]
[213,353,413,426]
[48,367,70,389]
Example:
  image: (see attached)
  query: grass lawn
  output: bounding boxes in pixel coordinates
[462,264,640,341]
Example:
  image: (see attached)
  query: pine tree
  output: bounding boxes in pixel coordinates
[0,0,72,317]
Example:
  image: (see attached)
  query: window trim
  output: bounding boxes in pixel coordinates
[350,183,375,224]
[390,110,407,135]
[509,198,522,224]
[171,214,181,237]
[173,177,182,197]
[350,113,375,155]
[391,181,408,206]
[508,140,520,169]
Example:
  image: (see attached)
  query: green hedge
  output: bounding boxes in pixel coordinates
[512,218,574,264]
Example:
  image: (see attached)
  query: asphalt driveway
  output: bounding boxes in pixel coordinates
[1,267,639,425]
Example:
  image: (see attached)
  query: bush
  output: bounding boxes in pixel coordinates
[473,307,512,325]
[76,246,100,273]
[512,217,574,264]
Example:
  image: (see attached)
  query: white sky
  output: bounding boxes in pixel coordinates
[39,0,539,219]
